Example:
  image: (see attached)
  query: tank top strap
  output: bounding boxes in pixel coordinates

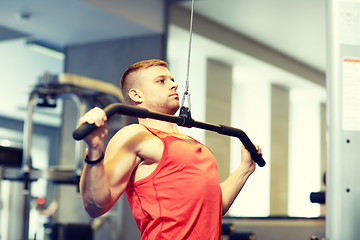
[141,124,168,139]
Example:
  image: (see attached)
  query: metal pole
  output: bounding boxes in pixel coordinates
[21,91,38,240]
[70,95,88,184]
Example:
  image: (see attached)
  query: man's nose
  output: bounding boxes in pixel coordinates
[170,81,178,90]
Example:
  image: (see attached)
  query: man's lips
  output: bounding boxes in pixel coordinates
[170,93,179,99]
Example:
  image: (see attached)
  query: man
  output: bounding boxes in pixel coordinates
[79,59,261,239]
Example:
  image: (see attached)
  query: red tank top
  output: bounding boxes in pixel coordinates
[125,126,222,240]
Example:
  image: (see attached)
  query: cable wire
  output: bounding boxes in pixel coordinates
[180,0,195,113]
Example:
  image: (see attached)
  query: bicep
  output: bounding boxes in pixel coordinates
[104,149,138,202]
[102,125,146,202]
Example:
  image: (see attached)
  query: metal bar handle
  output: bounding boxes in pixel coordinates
[73,103,265,167]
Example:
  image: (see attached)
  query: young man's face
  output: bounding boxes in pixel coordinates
[132,66,180,115]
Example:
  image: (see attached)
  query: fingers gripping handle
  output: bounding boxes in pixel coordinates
[72,104,117,141]
[242,137,266,167]
[72,104,151,141]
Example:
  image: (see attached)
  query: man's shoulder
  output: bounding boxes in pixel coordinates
[106,124,151,151]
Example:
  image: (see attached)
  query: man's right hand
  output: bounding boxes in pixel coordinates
[78,107,108,155]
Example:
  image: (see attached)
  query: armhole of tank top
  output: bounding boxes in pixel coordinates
[128,124,167,186]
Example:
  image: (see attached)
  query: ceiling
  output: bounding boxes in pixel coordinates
[0,0,326,72]
[178,0,326,73]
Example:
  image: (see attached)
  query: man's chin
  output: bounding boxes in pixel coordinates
[168,105,180,115]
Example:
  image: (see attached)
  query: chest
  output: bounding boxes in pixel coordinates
[128,136,221,204]
[131,134,211,182]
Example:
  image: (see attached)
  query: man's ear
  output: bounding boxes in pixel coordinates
[129,88,143,104]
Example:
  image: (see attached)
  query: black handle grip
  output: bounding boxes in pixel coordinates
[72,123,97,141]
[310,191,325,204]
[219,125,265,167]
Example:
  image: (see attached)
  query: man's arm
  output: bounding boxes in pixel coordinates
[220,144,260,215]
[78,108,142,218]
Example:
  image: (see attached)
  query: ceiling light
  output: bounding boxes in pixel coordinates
[15,12,31,23]
[26,40,65,60]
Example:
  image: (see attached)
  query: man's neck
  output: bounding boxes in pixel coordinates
[138,118,179,133]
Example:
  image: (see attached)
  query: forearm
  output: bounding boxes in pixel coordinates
[220,165,252,215]
[79,149,112,218]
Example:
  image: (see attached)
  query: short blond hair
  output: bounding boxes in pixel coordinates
[120,59,168,104]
